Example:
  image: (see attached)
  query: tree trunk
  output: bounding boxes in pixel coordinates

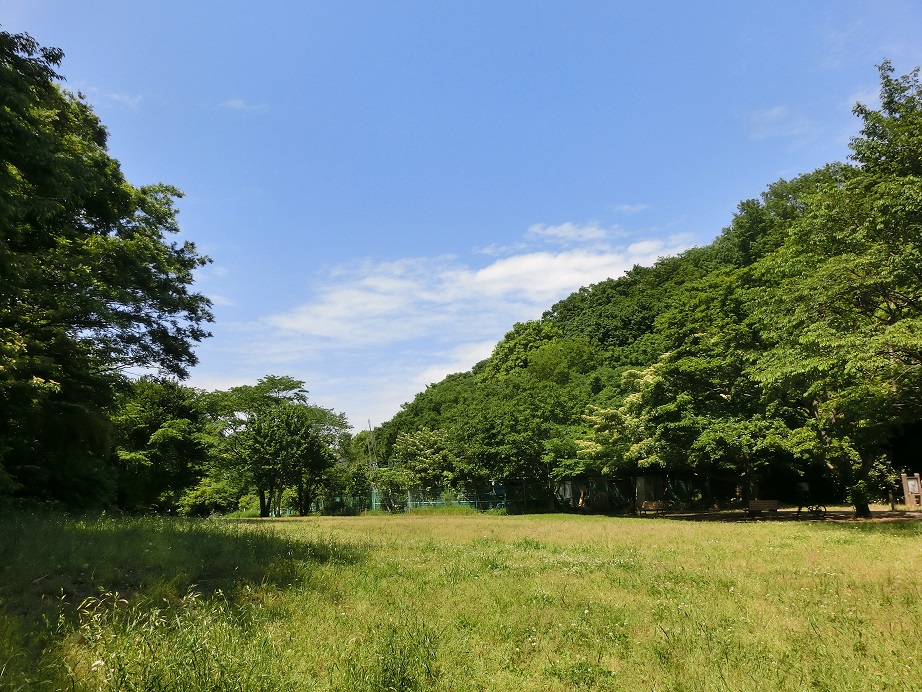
[851,452,878,519]
[258,488,269,517]
[301,485,314,515]
[271,481,283,516]
[297,479,306,515]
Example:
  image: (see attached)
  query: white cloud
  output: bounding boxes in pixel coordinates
[527,222,608,244]
[627,239,667,256]
[221,98,269,112]
[613,203,649,215]
[749,105,819,142]
[260,240,688,347]
[105,92,144,108]
[192,223,695,425]
[206,293,235,307]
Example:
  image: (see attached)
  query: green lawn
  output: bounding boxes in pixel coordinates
[3,507,921,690]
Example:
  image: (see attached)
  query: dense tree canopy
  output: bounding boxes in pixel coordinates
[375,61,922,516]
[747,61,922,515]
[112,377,208,511]
[5,30,918,518]
[201,376,351,517]
[1,31,212,505]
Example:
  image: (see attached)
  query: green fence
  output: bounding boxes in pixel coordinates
[370,478,634,514]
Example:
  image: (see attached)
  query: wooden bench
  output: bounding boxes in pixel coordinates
[640,500,665,516]
[747,499,779,517]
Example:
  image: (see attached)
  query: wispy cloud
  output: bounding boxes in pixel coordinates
[106,92,144,108]
[480,221,620,255]
[206,293,235,307]
[261,238,689,347]
[200,226,694,424]
[77,86,146,110]
[221,98,269,112]
[818,21,867,70]
[749,105,819,143]
[526,222,608,244]
[475,241,529,257]
[613,203,649,215]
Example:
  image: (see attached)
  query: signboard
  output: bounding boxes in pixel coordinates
[901,473,922,508]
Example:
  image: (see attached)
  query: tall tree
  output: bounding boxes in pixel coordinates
[751,62,922,516]
[204,376,348,517]
[392,427,459,495]
[0,31,212,505]
[291,405,350,515]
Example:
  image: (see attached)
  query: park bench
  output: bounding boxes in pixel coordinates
[746,499,779,518]
[640,500,665,516]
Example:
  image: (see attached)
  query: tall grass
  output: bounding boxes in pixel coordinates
[61,589,298,691]
[2,507,921,690]
[0,507,361,690]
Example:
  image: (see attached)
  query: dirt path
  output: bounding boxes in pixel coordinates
[655,507,922,523]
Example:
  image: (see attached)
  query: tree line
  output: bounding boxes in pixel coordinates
[112,374,367,517]
[3,28,920,517]
[374,61,922,518]
[0,31,366,515]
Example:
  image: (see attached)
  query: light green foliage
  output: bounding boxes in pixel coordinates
[371,464,416,511]
[524,337,596,385]
[178,475,244,516]
[377,371,475,459]
[393,427,459,493]
[575,362,664,475]
[850,61,922,176]
[478,320,563,381]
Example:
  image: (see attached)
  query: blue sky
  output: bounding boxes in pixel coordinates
[6,1,922,428]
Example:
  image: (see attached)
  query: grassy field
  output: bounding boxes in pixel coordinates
[2,506,921,691]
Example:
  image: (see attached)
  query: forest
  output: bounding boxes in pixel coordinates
[372,60,922,518]
[3,28,921,518]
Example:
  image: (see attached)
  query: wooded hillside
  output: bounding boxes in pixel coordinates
[374,62,922,517]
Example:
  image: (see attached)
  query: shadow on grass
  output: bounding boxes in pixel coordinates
[0,507,368,690]
[0,508,366,625]
[646,507,922,535]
